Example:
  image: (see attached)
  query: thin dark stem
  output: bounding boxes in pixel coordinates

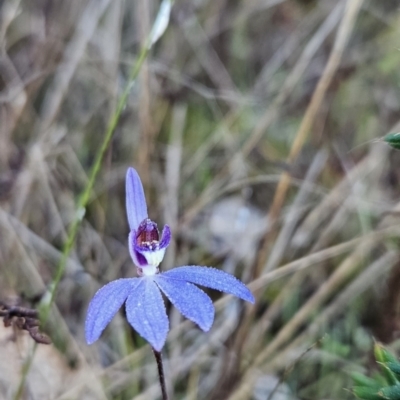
[152,348,168,400]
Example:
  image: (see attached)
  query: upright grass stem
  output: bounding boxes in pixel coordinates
[153,349,168,400]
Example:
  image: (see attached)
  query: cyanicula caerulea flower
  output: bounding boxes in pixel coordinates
[85,168,254,351]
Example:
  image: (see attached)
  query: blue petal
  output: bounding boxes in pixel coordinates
[154,275,214,331]
[85,278,138,344]
[125,277,169,351]
[126,168,148,231]
[159,225,171,249]
[162,266,255,303]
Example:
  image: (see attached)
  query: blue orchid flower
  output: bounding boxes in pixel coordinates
[85,168,254,351]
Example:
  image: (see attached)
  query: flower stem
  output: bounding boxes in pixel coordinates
[153,349,168,400]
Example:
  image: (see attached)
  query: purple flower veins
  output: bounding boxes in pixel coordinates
[85,167,254,351]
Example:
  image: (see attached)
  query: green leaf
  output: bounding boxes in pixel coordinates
[386,362,400,379]
[352,386,386,399]
[384,132,400,150]
[374,343,399,385]
[374,343,397,364]
[380,384,400,399]
[351,372,383,389]
[353,385,400,399]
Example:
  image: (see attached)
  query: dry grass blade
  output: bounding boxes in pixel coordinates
[179,1,345,229]
[255,236,379,364]
[243,0,346,156]
[256,0,365,276]
[264,149,328,272]
[163,103,186,270]
[249,225,400,293]
[38,0,113,134]
[0,208,83,275]
[229,246,396,400]
[293,143,389,250]
[266,250,398,374]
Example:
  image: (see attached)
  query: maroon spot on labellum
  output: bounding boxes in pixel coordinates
[136,219,160,245]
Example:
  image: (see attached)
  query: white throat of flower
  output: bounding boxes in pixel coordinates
[140,265,159,276]
[143,247,166,268]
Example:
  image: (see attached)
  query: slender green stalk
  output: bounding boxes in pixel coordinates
[153,349,168,400]
[12,343,37,400]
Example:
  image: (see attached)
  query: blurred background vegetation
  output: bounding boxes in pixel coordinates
[1,0,400,399]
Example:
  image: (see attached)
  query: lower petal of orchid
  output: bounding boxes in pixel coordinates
[85,278,139,344]
[161,266,255,303]
[154,275,214,332]
[125,277,169,351]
